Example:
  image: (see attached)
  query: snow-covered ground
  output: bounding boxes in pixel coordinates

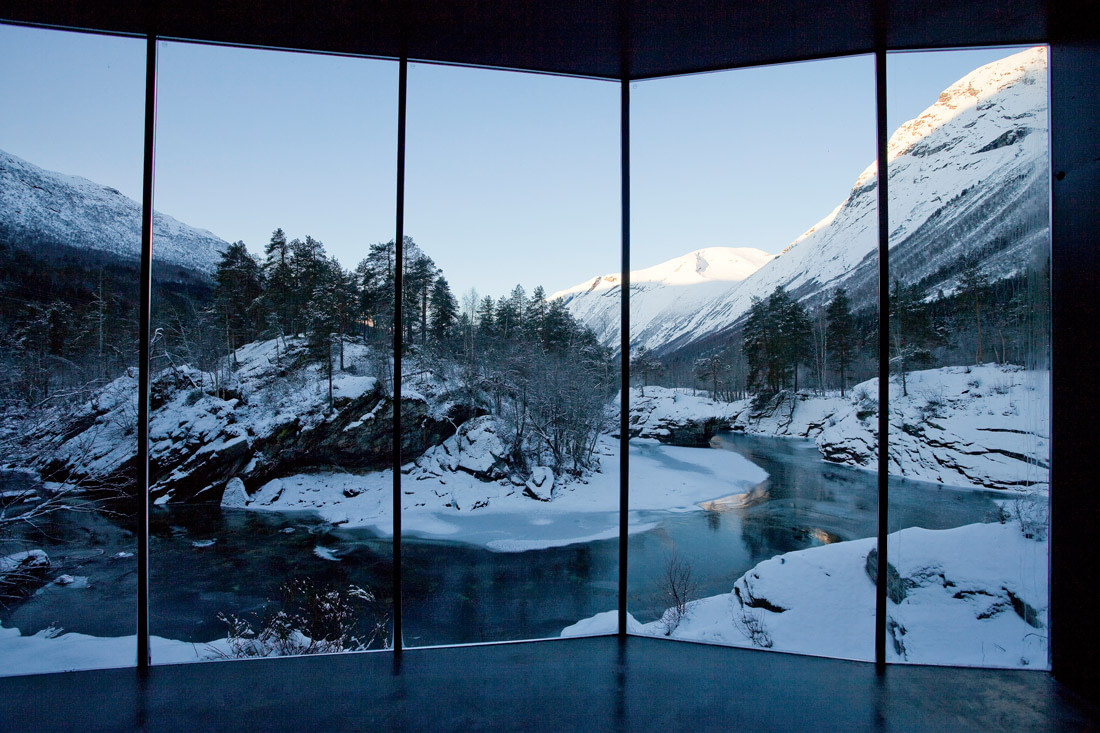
[226,432,769,551]
[564,519,1048,669]
[0,626,221,676]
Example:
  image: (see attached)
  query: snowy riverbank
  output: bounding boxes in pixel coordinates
[633,364,1049,492]
[224,433,769,551]
[563,518,1048,669]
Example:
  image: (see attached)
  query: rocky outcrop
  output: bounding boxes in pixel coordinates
[28,338,484,505]
[627,387,738,447]
[411,416,511,482]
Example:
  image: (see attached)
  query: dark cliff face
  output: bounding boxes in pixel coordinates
[35,358,484,506]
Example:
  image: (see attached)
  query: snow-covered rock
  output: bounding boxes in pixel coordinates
[817,366,1049,491]
[628,386,740,446]
[30,337,469,504]
[413,415,510,480]
[524,466,555,501]
[561,609,643,637]
[0,550,51,601]
[220,477,249,508]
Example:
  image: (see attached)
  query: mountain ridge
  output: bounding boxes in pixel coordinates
[0,148,227,274]
[556,46,1049,357]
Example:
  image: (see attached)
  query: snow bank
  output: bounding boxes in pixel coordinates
[568,519,1048,669]
[0,625,222,677]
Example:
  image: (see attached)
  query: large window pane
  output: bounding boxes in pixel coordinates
[886,47,1050,668]
[1,25,143,675]
[149,42,397,662]
[618,57,880,660]
[404,63,619,646]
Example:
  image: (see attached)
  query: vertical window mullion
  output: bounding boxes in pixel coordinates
[618,75,631,639]
[392,53,408,655]
[874,46,890,670]
[136,32,157,671]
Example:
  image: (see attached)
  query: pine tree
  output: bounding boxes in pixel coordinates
[428,276,458,342]
[495,284,527,341]
[957,254,987,365]
[694,354,725,400]
[214,241,264,365]
[742,295,771,392]
[742,287,811,393]
[825,287,855,396]
[889,279,938,397]
[290,235,327,334]
[524,286,548,340]
[358,240,396,339]
[630,347,664,394]
[403,242,437,345]
[770,286,812,392]
[262,228,294,338]
[305,258,343,410]
[476,296,497,338]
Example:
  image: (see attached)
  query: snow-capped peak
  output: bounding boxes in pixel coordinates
[551,246,774,350]
[552,246,772,302]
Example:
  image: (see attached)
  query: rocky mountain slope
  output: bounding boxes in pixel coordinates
[558,47,1049,356]
[0,148,227,273]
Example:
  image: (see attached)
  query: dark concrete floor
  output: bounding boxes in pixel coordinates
[1,636,1097,731]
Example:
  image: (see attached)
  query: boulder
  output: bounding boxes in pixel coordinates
[0,549,51,600]
[220,477,249,508]
[524,466,556,501]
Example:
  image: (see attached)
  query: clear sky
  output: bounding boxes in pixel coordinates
[0,22,1023,298]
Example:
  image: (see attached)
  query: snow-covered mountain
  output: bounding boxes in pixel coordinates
[0,149,227,273]
[557,47,1049,355]
[551,246,774,349]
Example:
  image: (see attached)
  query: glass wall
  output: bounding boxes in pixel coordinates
[625,57,880,659]
[403,63,620,646]
[149,42,398,662]
[885,46,1051,668]
[0,25,144,674]
[0,21,1056,676]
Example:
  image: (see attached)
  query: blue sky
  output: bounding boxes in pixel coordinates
[0,23,1021,297]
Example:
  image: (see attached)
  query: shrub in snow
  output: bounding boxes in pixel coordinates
[659,553,699,636]
[212,578,389,659]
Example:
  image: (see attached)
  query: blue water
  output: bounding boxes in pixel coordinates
[2,434,1005,650]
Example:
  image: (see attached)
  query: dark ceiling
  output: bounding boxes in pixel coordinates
[0,0,1094,79]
